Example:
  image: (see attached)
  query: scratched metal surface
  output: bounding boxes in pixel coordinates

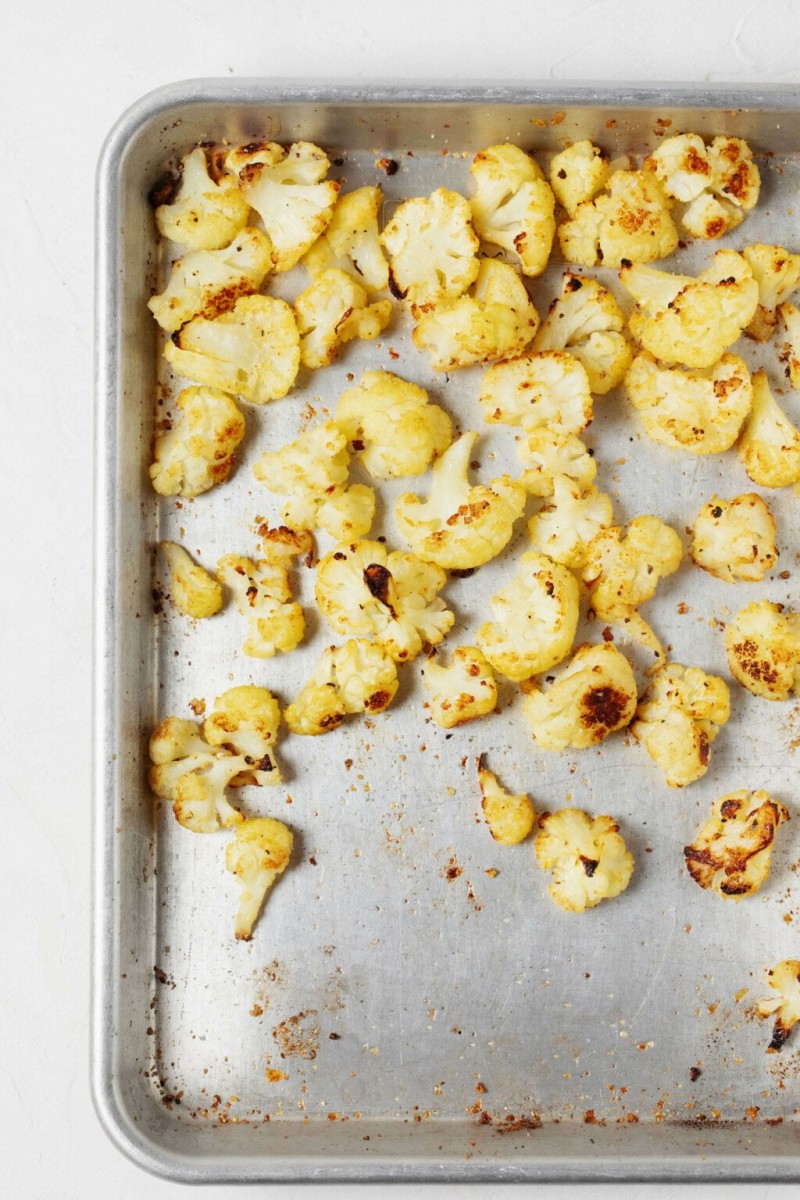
[93,83,800,1183]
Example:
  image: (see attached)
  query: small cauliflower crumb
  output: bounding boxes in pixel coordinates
[523,643,637,750]
[423,647,497,728]
[684,790,789,898]
[478,761,535,845]
[535,809,634,913]
[632,663,731,788]
[159,541,223,618]
[691,494,777,583]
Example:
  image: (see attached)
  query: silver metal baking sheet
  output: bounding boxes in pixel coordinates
[93,81,800,1183]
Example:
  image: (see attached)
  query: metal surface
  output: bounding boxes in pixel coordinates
[93,81,800,1183]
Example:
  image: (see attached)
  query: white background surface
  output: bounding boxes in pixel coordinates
[2,0,799,1196]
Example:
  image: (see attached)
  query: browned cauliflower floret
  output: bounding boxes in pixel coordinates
[535,809,634,913]
[478,760,535,845]
[469,144,555,277]
[158,541,223,618]
[225,817,293,941]
[479,350,592,433]
[155,147,250,251]
[217,553,304,658]
[644,134,760,240]
[149,386,245,498]
[380,187,479,308]
[294,268,392,369]
[632,664,730,788]
[624,352,752,455]
[148,227,272,333]
[724,600,800,701]
[684,790,788,899]
[757,961,800,1052]
[691,494,778,583]
[558,169,678,268]
[777,302,800,390]
[334,370,452,479]
[284,639,399,735]
[737,371,800,489]
[533,273,632,394]
[516,428,597,497]
[527,475,614,569]
[302,186,389,290]
[423,647,497,729]
[549,141,610,216]
[522,643,637,750]
[742,244,800,340]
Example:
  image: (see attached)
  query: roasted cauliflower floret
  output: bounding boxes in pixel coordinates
[532,273,632,395]
[149,386,245,498]
[294,267,392,369]
[258,522,314,567]
[477,551,580,682]
[412,259,539,371]
[517,428,597,497]
[217,554,304,658]
[394,431,526,570]
[226,141,339,272]
[148,227,272,333]
[315,539,454,663]
[334,370,452,479]
[380,187,479,308]
[315,484,376,541]
[149,716,247,832]
[558,169,678,268]
[164,295,300,404]
[549,141,610,217]
[625,352,752,455]
[742,244,800,340]
[632,663,730,788]
[724,600,800,701]
[478,761,535,845]
[777,302,800,390]
[479,349,593,433]
[284,639,399,735]
[757,961,800,1052]
[423,646,497,728]
[527,475,614,569]
[684,790,788,899]
[522,643,637,750]
[644,134,760,240]
[155,147,250,251]
[691,494,778,583]
[620,250,759,369]
[302,185,389,290]
[535,809,634,913]
[203,685,282,786]
[469,143,555,277]
[225,817,293,941]
[159,541,223,618]
[737,370,800,488]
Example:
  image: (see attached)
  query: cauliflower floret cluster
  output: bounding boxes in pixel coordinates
[217,553,304,658]
[757,961,800,1053]
[478,761,535,845]
[150,386,245,498]
[742,244,800,341]
[549,140,610,216]
[724,600,800,701]
[691,494,778,583]
[155,147,250,251]
[620,250,759,369]
[479,349,593,433]
[516,428,597,497]
[412,259,539,371]
[159,541,223,618]
[148,227,272,333]
[469,144,555,277]
[284,639,399,735]
[632,663,731,788]
[302,185,389,290]
[394,431,526,570]
[527,475,614,569]
[684,790,788,899]
[294,267,392,369]
[335,370,452,479]
[737,371,800,489]
[225,816,293,941]
[777,302,800,389]
[624,352,752,455]
[522,643,637,750]
[535,809,634,913]
[423,646,497,728]
[477,551,580,682]
[644,134,760,239]
[380,187,479,308]
[533,273,632,395]
[558,169,678,268]
[315,539,454,663]
[226,141,340,271]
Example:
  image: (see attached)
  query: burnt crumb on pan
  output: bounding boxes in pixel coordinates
[148,170,180,208]
[153,965,176,989]
[375,157,399,175]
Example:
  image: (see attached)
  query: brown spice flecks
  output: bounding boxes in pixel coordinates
[272,1010,320,1061]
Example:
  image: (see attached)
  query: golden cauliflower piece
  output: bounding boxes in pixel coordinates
[225,817,293,941]
[479,349,593,433]
[533,273,632,395]
[284,639,399,735]
[394,431,526,570]
[549,140,610,216]
[644,134,760,240]
[203,685,282,785]
[294,267,392,369]
[742,244,800,341]
[691,494,777,583]
[777,301,800,390]
[380,187,479,308]
[334,370,452,479]
[423,646,497,728]
[217,553,304,658]
[516,428,597,497]
[737,370,800,489]
[150,386,245,498]
[315,484,376,542]
[522,643,637,750]
[724,600,800,701]
[158,541,222,618]
[477,551,580,682]
[148,227,272,333]
[632,663,730,788]
[478,761,535,845]
[527,475,614,569]
[625,351,752,455]
[257,522,314,567]
[164,295,300,405]
[226,140,339,271]
[684,790,788,899]
[620,250,759,369]
[469,143,555,277]
[315,539,453,663]
[412,259,539,371]
[155,147,250,251]
[558,169,678,268]
[535,809,634,913]
[302,185,389,290]
[757,961,800,1052]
